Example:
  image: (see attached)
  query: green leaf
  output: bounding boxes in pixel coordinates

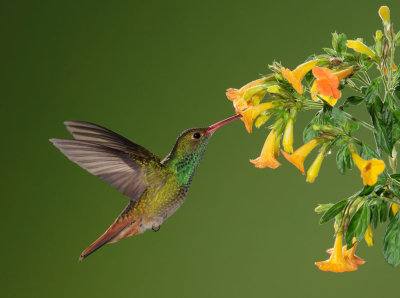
[395,85,400,101]
[331,107,346,126]
[342,96,364,107]
[349,122,359,133]
[345,202,370,248]
[360,143,380,159]
[370,204,379,229]
[358,185,375,196]
[336,145,353,174]
[365,82,400,155]
[364,78,381,105]
[361,62,373,72]
[391,174,400,182]
[383,213,400,267]
[323,48,336,56]
[336,33,347,56]
[319,199,347,224]
[380,201,389,223]
[303,115,319,143]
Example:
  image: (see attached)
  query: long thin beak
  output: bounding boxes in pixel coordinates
[206,114,242,135]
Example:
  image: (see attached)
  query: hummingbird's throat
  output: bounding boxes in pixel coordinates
[170,140,210,186]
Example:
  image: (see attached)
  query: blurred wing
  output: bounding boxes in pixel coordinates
[50,121,163,201]
[63,121,160,162]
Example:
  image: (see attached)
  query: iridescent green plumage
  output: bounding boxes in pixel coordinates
[50,115,240,260]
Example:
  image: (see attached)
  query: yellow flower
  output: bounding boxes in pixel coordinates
[281,139,320,174]
[364,224,374,247]
[379,6,390,24]
[346,40,376,58]
[250,130,281,169]
[239,102,275,133]
[226,78,267,113]
[327,240,365,267]
[311,68,354,106]
[306,151,324,183]
[392,203,399,215]
[243,85,267,105]
[281,60,319,94]
[351,152,385,186]
[315,232,358,272]
[282,118,294,153]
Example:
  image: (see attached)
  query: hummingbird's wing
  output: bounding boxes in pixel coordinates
[50,121,164,202]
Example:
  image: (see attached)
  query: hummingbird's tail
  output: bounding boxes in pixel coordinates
[79,213,144,261]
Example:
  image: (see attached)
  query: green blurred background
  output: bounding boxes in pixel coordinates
[2,0,400,297]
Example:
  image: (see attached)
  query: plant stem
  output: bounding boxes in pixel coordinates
[343,111,376,132]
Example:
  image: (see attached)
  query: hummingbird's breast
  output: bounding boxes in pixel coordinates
[130,175,190,228]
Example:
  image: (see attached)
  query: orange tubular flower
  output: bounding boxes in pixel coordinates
[239,102,275,133]
[344,242,366,267]
[312,67,340,98]
[281,139,320,174]
[226,78,267,113]
[315,232,358,273]
[250,130,281,169]
[327,241,366,267]
[281,60,319,94]
[311,68,354,106]
[351,152,385,186]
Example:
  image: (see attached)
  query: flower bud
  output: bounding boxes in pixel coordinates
[392,203,399,215]
[282,118,294,153]
[306,151,325,183]
[379,6,390,24]
[364,224,374,247]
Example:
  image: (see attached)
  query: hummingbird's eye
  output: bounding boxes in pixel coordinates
[192,132,201,139]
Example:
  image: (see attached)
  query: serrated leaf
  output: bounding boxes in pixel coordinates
[319,199,347,224]
[346,202,370,248]
[383,213,400,267]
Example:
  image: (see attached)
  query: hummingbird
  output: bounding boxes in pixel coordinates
[50,114,241,260]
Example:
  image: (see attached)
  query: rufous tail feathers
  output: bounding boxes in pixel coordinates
[79,217,143,261]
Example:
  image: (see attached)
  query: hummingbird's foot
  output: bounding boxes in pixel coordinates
[152,225,161,232]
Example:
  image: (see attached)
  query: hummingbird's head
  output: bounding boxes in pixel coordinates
[164,114,242,164]
[162,114,241,184]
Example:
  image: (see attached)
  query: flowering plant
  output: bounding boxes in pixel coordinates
[226,6,400,272]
